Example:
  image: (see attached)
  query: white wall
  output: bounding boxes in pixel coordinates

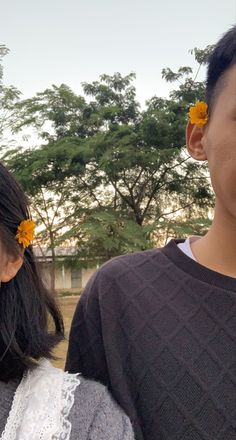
[39,262,97,291]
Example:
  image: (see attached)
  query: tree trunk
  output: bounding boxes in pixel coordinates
[49,230,56,294]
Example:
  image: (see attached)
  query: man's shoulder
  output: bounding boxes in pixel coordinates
[82,248,167,299]
[97,247,165,279]
[83,240,182,300]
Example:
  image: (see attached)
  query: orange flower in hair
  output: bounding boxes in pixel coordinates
[16,219,35,249]
[189,101,208,128]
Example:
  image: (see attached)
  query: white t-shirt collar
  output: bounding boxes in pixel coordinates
[177,237,199,261]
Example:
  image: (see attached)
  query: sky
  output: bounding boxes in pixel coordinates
[1,0,236,106]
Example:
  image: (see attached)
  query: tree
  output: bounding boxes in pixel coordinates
[5,46,214,268]
[0,45,21,149]
[69,58,213,238]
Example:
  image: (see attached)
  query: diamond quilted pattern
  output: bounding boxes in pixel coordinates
[212,374,236,417]
[154,347,181,384]
[223,427,236,439]
[154,305,180,337]
[151,271,179,299]
[196,399,225,436]
[191,308,218,340]
[209,330,236,366]
[226,312,236,335]
[171,327,201,361]
[158,396,185,436]
[180,427,203,440]
[173,372,204,409]
[193,350,222,385]
[205,289,234,320]
[66,240,236,440]
[170,286,198,317]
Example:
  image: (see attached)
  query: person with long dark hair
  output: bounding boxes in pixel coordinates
[0,162,134,439]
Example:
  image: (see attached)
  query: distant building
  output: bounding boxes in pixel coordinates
[34,246,100,293]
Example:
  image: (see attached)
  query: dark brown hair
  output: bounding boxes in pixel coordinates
[206,25,236,113]
[0,162,64,381]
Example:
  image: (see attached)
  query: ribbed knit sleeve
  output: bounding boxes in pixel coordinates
[87,386,134,440]
[68,377,134,440]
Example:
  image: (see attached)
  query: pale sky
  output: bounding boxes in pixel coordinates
[1,0,236,105]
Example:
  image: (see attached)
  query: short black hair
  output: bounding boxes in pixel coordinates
[0,162,64,382]
[206,25,236,113]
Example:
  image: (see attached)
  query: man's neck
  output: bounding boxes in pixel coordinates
[191,206,236,278]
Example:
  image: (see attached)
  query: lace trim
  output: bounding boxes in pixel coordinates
[56,372,81,440]
[0,360,81,440]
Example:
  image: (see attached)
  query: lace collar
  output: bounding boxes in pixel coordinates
[1,359,80,440]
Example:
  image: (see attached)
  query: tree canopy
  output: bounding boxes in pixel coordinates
[1,45,214,282]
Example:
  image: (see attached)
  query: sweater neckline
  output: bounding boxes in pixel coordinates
[162,239,236,293]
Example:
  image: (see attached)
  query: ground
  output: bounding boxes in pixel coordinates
[53,296,80,369]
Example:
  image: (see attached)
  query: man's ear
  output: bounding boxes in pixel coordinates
[186,121,207,161]
[1,254,23,283]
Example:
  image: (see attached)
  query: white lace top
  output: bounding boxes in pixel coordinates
[0,360,80,440]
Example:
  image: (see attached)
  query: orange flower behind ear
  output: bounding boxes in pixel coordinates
[16,219,36,249]
[189,101,208,128]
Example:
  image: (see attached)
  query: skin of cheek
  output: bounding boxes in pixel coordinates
[0,262,3,284]
[202,66,236,215]
[0,257,6,283]
[0,244,4,281]
[203,131,236,219]
[0,245,12,283]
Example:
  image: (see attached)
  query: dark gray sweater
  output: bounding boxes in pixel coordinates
[0,376,134,439]
[66,239,236,440]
